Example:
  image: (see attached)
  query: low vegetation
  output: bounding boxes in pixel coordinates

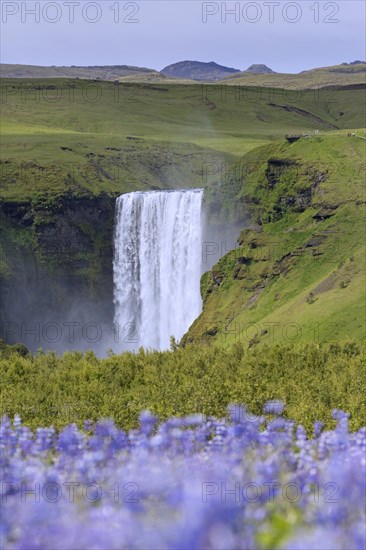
[1,341,365,432]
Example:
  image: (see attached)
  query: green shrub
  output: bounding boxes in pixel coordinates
[1,342,365,432]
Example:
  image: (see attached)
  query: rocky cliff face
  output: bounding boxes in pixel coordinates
[0,194,117,352]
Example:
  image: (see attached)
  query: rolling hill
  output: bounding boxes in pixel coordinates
[244,64,275,74]
[222,62,366,88]
[0,63,155,79]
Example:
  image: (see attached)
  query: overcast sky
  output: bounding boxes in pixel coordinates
[1,1,365,72]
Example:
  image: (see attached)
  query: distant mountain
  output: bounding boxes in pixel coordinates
[2,61,365,86]
[161,60,240,81]
[244,64,275,74]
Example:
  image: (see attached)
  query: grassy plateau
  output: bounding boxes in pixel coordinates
[1,79,365,208]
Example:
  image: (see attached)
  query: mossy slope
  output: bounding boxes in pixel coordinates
[184,132,366,347]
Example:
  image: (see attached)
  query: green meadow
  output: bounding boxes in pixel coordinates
[1,79,365,207]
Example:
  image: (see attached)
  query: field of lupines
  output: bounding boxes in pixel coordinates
[1,402,365,550]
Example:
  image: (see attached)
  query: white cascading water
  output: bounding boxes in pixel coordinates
[113,189,203,351]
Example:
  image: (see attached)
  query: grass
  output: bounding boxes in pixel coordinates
[185,131,366,347]
[1,79,365,209]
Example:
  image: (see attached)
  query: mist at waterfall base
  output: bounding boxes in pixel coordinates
[1,190,242,356]
[113,189,204,352]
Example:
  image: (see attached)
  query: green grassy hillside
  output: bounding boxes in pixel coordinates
[1,79,365,210]
[184,131,366,347]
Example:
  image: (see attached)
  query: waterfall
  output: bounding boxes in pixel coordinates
[113,189,203,351]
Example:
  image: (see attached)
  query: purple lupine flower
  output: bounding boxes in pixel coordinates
[1,408,365,550]
[264,399,285,416]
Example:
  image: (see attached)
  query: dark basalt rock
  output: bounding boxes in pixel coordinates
[313,207,337,221]
[0,194,117,351]
[265,158,299,189]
